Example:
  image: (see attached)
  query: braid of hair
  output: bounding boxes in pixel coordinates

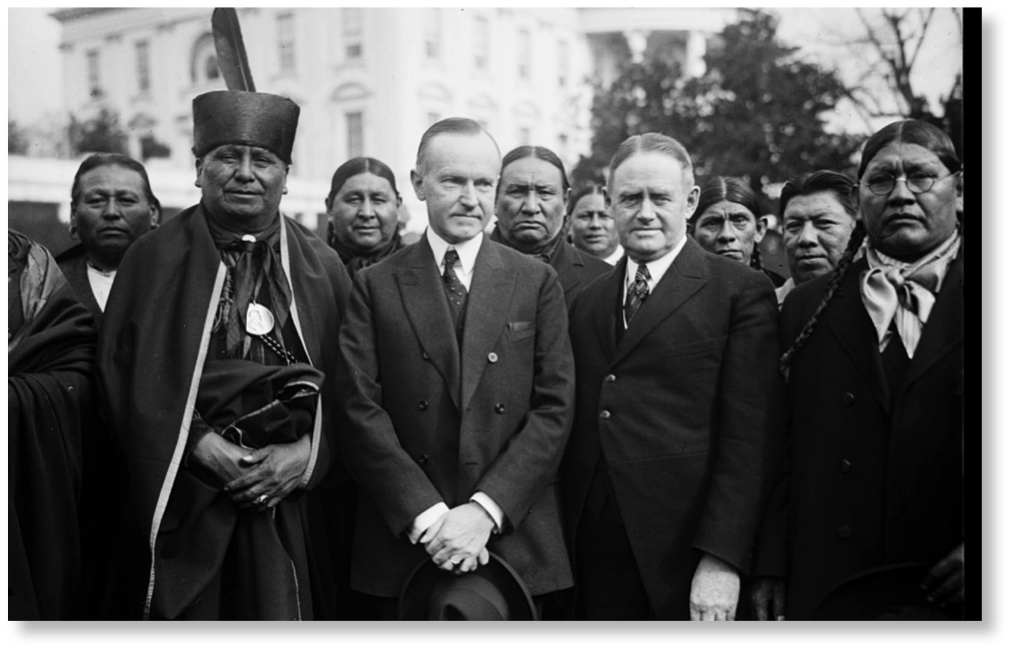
[778,221,867,379]
[749,244,764,272]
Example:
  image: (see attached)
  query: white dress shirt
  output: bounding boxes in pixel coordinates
[86,264,117,311]
[621,235,687,329]
[409,228,504,543]
[603,244,625,266]
[425,227,482,291]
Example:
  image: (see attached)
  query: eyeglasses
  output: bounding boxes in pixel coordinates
[859,169,961,196]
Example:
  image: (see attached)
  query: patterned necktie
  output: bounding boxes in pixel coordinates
[443,248,467,323]
[624,263,651,324]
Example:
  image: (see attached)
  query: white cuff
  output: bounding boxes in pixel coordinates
[470,492,504,533]
[408,502,449,544]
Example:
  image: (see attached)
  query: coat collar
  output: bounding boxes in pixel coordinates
[396,238,462,409]
[592,239,709,367]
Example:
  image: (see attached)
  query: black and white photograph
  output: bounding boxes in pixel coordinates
[6,2,992,648]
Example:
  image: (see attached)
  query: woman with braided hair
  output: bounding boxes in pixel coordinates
[749,119,967,620]
[690,176,786,287]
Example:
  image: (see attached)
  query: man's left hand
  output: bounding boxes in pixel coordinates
[690,553,740,621]
[421,502,495,573]
[224,436,311,511]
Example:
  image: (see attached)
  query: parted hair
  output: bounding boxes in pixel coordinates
[326,156,400,208]
[690,176,768,272]
[777,170,857,221]
[608,133,695,188]
[70,153,160,213]
[567,183,606,217]
[778,120,961,378]
[415,117,500,173]
[498,146,570,195]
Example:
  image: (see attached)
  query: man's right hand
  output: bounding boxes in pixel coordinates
[750,576,786,621]
[189,431,250,487]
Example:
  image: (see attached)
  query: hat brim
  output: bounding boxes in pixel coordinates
[812,562,959,620]
[398,551,538,621]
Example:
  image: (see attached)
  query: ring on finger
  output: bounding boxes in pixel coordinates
[255,493,269,505]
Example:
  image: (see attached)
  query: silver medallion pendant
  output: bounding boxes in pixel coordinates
[245,302,275,336]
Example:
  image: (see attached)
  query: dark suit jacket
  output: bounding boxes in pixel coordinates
[55,245,104,327]
[753,253,964,620]
[549,241,612,310]
[562,239,784,619]
[335,235,575,597]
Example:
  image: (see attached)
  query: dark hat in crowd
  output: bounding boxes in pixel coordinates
[192,90,300,163]
[398,552,537,621]
[813,562,960,620]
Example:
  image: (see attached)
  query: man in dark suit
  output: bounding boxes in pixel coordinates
[562,133,783,620]
[490,145,611,309]
[336,118,575,617]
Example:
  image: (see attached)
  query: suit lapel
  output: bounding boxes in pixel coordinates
[396,239,462,410]
[552,244,582,298]
[824,260,891,413]
[900,253,963,393]
[592,261,625,360]
[461,238,515,411]
[611,241,707,366]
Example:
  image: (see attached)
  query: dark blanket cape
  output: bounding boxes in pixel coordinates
[9,233,97,620]
[97,204,350,620]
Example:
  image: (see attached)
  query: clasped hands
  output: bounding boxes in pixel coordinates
[191,431,311,512]
[420,502,495,575]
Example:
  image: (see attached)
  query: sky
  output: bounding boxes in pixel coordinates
[7,5,965,134]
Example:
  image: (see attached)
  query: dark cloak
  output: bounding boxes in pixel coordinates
[9,232,97,620]
[97,204,350,619]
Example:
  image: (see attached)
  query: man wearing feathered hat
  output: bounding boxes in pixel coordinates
[98,89,351,620]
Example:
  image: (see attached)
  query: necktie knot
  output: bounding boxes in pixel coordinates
[624,263,651,324]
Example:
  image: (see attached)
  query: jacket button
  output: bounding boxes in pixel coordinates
[840,459,851,473]
[487,352,499,363]
[600,410,611,420]
[422,351,430,360]
[418,400,428,411]
[495,403,506,414]
[605,374,616,383]
[842,392,855,406]
[417,454,428,464]
[838,525,852,539]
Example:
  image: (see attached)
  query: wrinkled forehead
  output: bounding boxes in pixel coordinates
[611,152,691,192]
[419,132,501,175]
[784,191,854,220]
[204,142,284,161]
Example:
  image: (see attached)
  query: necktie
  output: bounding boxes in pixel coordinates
[624,263,651,325]
[443,248,467,324]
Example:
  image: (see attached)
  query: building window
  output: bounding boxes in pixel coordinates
[346,111,364,158]
[518,29,531,81]
[424,9,441,60]
[191,33,220,85]
[474,16,489,71]
[136,40,151,94]
[557,40,568,88]
[558,133,569,154]
[277,13,296,73]
[87,49,101,97]
[344,8,364,61]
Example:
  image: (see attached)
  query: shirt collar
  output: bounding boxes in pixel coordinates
[426,227,483,275]
[625,235,687,291]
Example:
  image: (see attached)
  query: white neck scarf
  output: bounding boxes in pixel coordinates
[859,230,961,358]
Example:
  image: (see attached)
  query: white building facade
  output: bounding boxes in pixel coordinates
[13,7,730,240]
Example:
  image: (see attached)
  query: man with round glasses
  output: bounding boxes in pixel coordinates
[752,120,967,620]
